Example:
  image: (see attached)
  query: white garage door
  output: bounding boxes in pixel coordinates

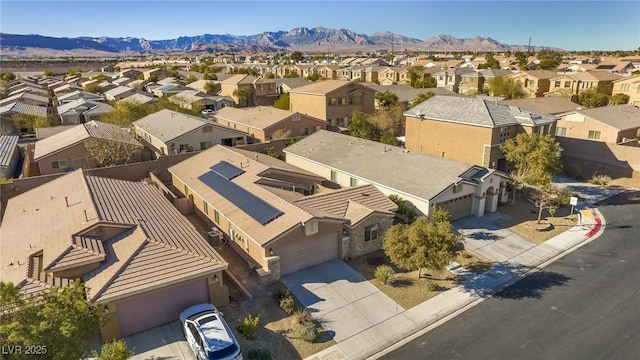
[116,278,209,337]
[278,234,339,275]
[437,194,473,220]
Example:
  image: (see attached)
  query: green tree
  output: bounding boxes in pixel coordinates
[203,72,218,80]
[273,93,290,110]
[305,73,322,81]
[535,50,562,70]
[348,111,379,140]
[610,93,630,105]
[487,76,525,99]
[12,114,51,134]
[380,132,398,146]
[383,215,461,277]
[418,75,437,88]
[368,104,403,135]
[515,52,530,70]
[203,81,218,94]
[483,53,500,69]
[233,86,254,107]
[85,83,103,94]
[407,67,424,87]
[290,51,304,63]
[1,72,16,81]
[388,194,417,223]
[100,101,149,127]
[0,280,104,360]
[500,133,563,205]
[411,92,435,107]
[43,69,54,76]
[537,59,560,70]
[184,75,198,84]
[92,339,135,360]
[578,88,610,108]
[375,91,399,110]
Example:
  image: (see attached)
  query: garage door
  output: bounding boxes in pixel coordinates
[436,194,473,220]
[116,278,209,337]
[278,234,339,275]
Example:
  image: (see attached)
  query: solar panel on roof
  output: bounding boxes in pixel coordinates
[211,161,245,180]
[197,171,283,225]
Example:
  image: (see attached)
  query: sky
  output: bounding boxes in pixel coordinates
[1,1,639,51]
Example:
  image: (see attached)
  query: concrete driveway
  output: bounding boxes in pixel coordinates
[124,320,196,360]
[455,213,536,263]
[281,259,404,342]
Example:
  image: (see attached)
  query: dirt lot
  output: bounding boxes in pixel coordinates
[349,249,492,310]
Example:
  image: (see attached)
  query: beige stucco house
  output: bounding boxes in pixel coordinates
[403,96,558,171]
[555,105,640,143]
[612,75,640,107]
[0,170,229,340]
[284,130,509,221]
[505,70,558,98]
[288,80,376,128]
[169,145,396,283]
[212,106,327,142]
[218,75,278,107]
[132,109,248,156]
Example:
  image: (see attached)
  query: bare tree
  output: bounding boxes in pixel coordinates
[85,139,141,167]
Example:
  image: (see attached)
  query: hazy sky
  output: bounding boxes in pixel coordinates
[1,1,639,51]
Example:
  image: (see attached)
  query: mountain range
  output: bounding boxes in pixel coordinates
[0,27,556,55]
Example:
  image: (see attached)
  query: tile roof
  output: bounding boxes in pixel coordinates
[36,125,76,139]
[361,83,460,102]
[57,98,113,116]
[220,74,256,85]
[169,145,339,246]
[404,95,558,128]
[521,70,560,79]
[56,90,104,103]
[0,134,19,168]
[214,106,324,130]
[293,184,397,227]
[0,170,227,302]
[33,120,141,161]
[288,80,363,95]
[133,109,245,143]
[577,105,640,131]
[499,97,580,115]
[104,85,135,97]
[0,92,49,107]
[117,93,157,105]
[284,130,485,201]
[0,102,48,117]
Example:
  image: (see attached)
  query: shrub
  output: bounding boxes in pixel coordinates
[237,314,260,340]
[426,281,439,291]
[374,265,396,285]
[247,348,272,360]
[275,289,295,314]
[555,187,572,207]
[294,308,314,325]
[589,173,612,187]
[299,324,318,343]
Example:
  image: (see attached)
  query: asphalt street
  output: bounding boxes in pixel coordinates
[379,190,640,360]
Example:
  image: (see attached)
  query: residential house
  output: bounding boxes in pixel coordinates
[284,130,508,220]
[218,75,278,107]
[547,71,624,100]
[0,92,50,108]
[186,79,216,94]
[103,86,137,102]
[505,70,558,98]
[0,134,20,179]
[593,59,636,75]
[132,109,248,156]
[168,145,396,282]
[212,106,327,142]
[555,105,640,143]
[149,83,191,97]
[169,90,234,111]
[57,99,114,125]
[276,78,309,94]
[31,120,142,176]
[0,102,49,134]
[612,75,640,107]
[459,69,513,95]
[112,77,134,87]
[403,95,558,171]
[142,68,172,81]
[56,90,104,105]
[119,68,143,80]
[288,80,376,128]
[499,97,580,117]
[117,93,158,106]
[0,170,228,340]
[361,83,459,110]
[36,125,76,140]
[432,68,476,93]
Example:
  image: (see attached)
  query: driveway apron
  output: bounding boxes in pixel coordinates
[282,259,404,342]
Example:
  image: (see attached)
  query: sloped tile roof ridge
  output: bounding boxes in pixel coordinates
[71,234,105,256]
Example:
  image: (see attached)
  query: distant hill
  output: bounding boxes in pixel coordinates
[0,28,559,55]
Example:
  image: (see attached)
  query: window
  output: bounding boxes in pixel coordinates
[340,97,347,105]
[300,127,310,136]
[351,96,362,105]
[441,151,446,158]
[51,160,67,169]
[365,224,378,242]
[564,81,571,88]
[556,127,567,137]
[350,177,358,186]
[554,80,561,88]
[72,158,88,169]
[329,97,337,106]
[330,170,337,182]
[588,130,601,140]
[203,200,209,215]
[214,209,220,224]
[529,80,536,87]
[200,141,212,150]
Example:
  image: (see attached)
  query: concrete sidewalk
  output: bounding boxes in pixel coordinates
[305,200,608,360]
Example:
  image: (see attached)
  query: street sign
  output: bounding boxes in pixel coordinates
[570,196,578,206]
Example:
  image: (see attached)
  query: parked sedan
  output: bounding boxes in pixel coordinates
[179,304,243,360]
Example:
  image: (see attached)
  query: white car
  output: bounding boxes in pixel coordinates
[179,304,243,360]
[201,109,215,117]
